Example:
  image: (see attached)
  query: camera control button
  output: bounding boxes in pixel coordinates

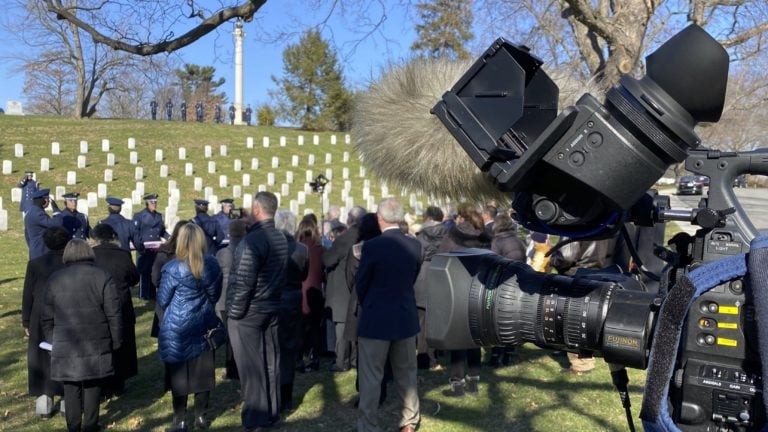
[569,151,585,166]
[587,132,603,148]
[705,334,716,345]
[708,303,719,313]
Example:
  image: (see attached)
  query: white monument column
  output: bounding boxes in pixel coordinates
[233,19,245,126]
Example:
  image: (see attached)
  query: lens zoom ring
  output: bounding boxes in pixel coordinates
[495,282,538,345]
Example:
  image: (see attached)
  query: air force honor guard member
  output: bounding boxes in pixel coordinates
[98,197,135,251]
[60,192,90,240]
[24,189,64,259]
[192,199,226,255]
[133,194,168,299]
[214,198,235,245]
[18,171,39,217]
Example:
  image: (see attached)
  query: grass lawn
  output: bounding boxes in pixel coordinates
[0,116,676,431]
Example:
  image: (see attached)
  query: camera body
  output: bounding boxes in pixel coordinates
[428,24,767,430]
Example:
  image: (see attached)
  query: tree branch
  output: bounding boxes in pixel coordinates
[720,21,768,47]
[44,0,267,55]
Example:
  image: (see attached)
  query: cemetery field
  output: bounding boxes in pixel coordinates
[0,116,652,431]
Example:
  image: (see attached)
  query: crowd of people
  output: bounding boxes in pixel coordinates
[19,171,611,432]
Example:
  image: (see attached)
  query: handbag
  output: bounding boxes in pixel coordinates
[204,322,227,351]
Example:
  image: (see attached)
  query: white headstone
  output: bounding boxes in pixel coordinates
[381,184,389,196]
[291,155,299,167]
[87,192,97,208]
[120,198,133,219]
[325,153,332,164]
[128,137,136,149]
[155,149,163,162]
[331,135,337,145]
[359,166,366,177]
[14,143,23,158]
[242,174,251,187]
[297,191,306,205]
[364,179,371,189]
[67,171,76,185]
[286,171,294,184]
[280,136,286,147]
[298,135,304,146]
[281,184,289,196]
[219,175,228,188]
[77,155,87,169]
[272,157,279,169]
[5,100,23,115]
[104,169,113,182]
[80,141,88,154]
[367,196,375,210]
[205,146,212,158]
[258,184,267,192]
[3,160,12,175]
[185,163,194,176]
[220,145,228,156]
[267,172,275,186]
[129,151,138,165]
[208,161,216,174]
[0,209,8,231]
[345,134,351,144]
[160,165,169,177]
[131,190,141,204]
[11,188,21,202]
[263,137,270,148]
[107,153,115,166]
[167,180,176,194]
[343,152,350,162]
[313,135,319,145]
[51,142,60,155]
[308,155,315,165]
[233,185,242,198]
[55,186,65,200]
[344,180,352,190]
[136,182,145,195]
[325,168,333,180]
[246,137,254,148]
[251,158,259,170]
[305,170,313,182]
[290,200,299,215]
[97,183,107,198]
[243,194,253,209]
[134,167,143,180]
[363,186,370,200]
[342,167,349,179]
[101,139,110,152]
[194,177,203,191]
[234,159,242,172]
[178,147,186,160]
[40,158,49,172]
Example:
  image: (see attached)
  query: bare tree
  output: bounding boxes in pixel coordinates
[20,51,75,116]
[10,1,134,118]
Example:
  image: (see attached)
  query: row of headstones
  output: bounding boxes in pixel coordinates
[9,133,352,159]
[2,150,356,177]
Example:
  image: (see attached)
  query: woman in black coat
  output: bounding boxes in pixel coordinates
[91,224,140,396]
[436,203,491,398]
[41,239,123,432]
[21,226,69,416]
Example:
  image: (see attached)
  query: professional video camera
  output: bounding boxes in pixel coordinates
[427,25,768,431]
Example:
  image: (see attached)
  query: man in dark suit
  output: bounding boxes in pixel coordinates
[355,198,421,432]
[481,205,497,237]
[323,206,366,372]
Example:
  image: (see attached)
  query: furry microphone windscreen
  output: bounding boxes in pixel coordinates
[352,57,510,202]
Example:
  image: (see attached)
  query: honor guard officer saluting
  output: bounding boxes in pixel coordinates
[24,189,63,260]
[215,198,235,245]
[61,192,90,240]
[18,171,39,218]
[195,101,204,122]
[192,199,226,255]
[133,193,168,299]
[180,101,187,122]
[98,197,135,251]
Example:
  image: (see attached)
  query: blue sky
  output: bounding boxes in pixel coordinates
[0,1,418,111]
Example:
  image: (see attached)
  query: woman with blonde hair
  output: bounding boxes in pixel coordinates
[158,223,222,431]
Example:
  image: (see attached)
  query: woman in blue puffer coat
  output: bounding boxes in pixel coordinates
[158,223,222,432]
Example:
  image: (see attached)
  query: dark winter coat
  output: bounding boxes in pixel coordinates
[22,251,65,396]
[99,213,135,251]
[280,233,309,354]
[41,262,123,382]
[355,228,422,341]
[192,212,226,255]
[323,225,359,322]
[227,219,288,319]
[157,256,222,364]
[215,236,242,313]
[491,231,527,263]
[93,243,140,379]
[437,221,492,254]
[150,248,174,338]
[24,205,63,260]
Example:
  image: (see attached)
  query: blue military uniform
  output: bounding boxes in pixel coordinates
[214,199,235,244]
[98,197,135,251]
[192,199,226,255]
[24,189,63,259]
[133,194,167,299]
[60,192,90,240]
[18,172,38,213]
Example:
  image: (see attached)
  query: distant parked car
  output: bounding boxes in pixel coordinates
[733,175,747,188]
[696,175,710,187]
[677,175,703,195]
